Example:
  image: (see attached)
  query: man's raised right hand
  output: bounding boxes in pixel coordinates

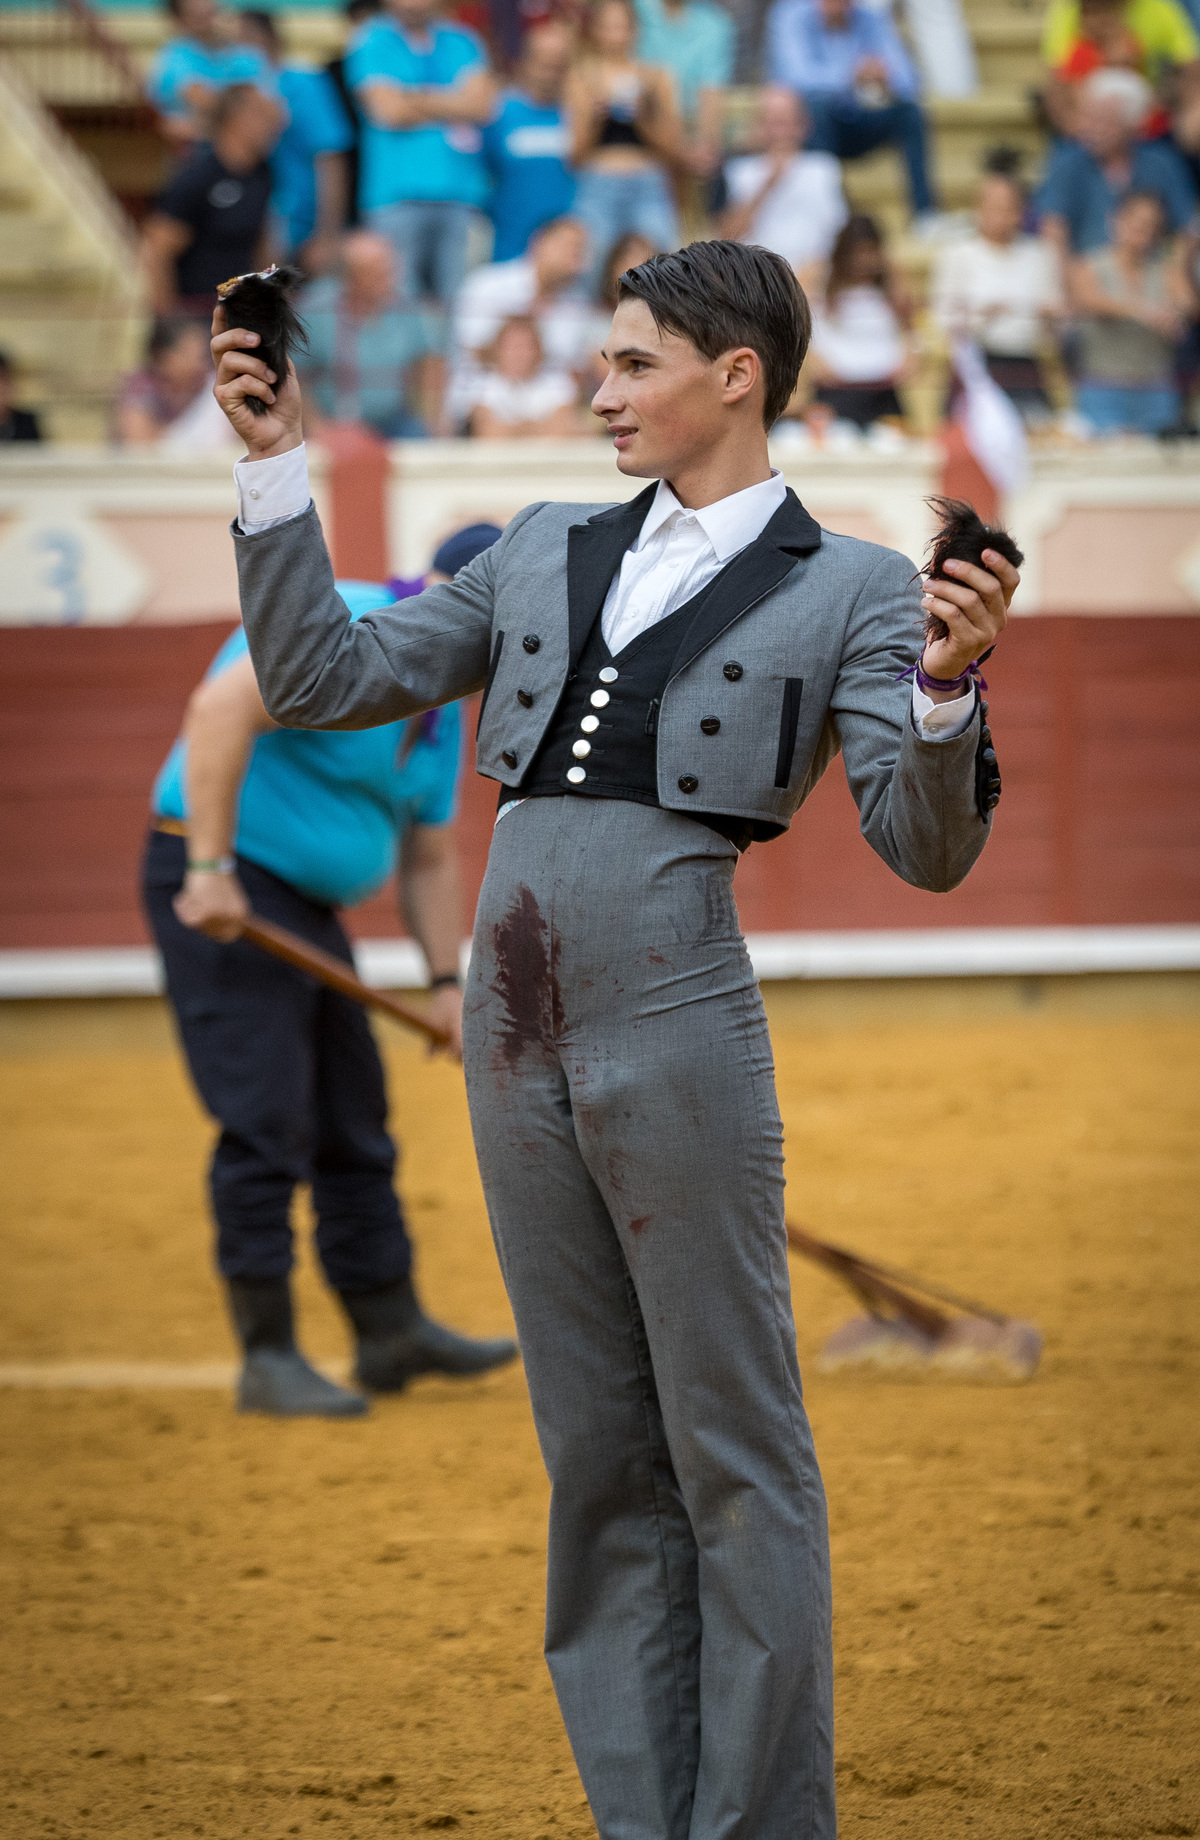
[211,302,304,461]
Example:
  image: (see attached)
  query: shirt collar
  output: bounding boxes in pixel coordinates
[635,470,788,562]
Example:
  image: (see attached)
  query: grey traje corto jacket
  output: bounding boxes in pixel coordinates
[233,483,993,894]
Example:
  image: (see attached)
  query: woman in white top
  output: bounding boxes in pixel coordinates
[468,315,589,439]
[805,215,913,430]
[933,170,1064,423]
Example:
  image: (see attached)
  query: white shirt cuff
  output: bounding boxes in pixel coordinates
[234,442,312,532]
[912,680,974,741]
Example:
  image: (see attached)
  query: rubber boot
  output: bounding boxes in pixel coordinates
[226,1277,368,1418]
[339,1277,518,1394]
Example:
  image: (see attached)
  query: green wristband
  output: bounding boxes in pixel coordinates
[188,856,236,875]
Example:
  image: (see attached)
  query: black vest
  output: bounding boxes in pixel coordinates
[515,563,753,849]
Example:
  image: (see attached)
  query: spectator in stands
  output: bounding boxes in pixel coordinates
[577,230,657,392]
[1042,0,1200,139]
[325,0,384,231]
[114,319,214,444]
[631,0,735,174]
[1069,188,1194,430]
[467,315,590,437]
[450,214,593,420]
[1038,68,1198,256]
[141,83,279,315]
[716,84,847,283]
[295,230,447,437]
[0,353,40,443]
[345,0,495,308]
[564,0,684,286]
[765,0,939,228]
[804,213,913,430]
[933,169,1065,424]
[597,230,657,309]
[148,0,279,146]
[237,11,353,272]
[483,22,576,263]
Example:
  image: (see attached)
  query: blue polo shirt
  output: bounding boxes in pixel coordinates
[482,90,574,262]
[152,583,462,909]
[272,64,355,254]
[148,37,278,123]
[346,16,489,211]
[1036,137,1198,251]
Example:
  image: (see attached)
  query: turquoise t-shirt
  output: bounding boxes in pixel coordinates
[272,64,355,254]
[148,37,278,122]
[633,0,734,119]
[151,582,462,909]
[346,16,489,211]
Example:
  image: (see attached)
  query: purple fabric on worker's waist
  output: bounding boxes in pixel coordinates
[386,575,441,740]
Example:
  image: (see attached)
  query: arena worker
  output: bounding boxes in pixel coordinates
[142,538,516,1421]
[210,240,1019,1837]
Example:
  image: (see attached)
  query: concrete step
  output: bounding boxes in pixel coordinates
[971,13,1046,81]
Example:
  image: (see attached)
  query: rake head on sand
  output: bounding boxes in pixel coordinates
[785,1222,1042,1383]
[236,915,1042,1385]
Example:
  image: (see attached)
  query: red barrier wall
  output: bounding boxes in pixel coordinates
[1,616,1198,951]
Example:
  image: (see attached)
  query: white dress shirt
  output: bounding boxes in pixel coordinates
[234,445,973,738]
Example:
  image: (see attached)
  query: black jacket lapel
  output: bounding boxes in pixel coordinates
[566,484,658,671]
[668,489,822,681]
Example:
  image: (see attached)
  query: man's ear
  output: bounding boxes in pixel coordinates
[721,346,762,409]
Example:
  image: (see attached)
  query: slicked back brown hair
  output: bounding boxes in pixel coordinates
[616,240,811,427]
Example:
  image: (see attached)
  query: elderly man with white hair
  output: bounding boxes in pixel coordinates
[1037,66,1199,258]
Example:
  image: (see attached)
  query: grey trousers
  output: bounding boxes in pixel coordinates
[462,796,835,1840]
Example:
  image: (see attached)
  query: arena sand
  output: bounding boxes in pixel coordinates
[1,977,1198,1840]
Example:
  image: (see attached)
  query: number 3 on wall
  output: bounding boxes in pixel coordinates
[34,528,85,624]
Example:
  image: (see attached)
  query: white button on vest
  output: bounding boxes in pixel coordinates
[580,714,599,733]
[567,765,587,784]
[590,689,610,709]
[572,739,591,758]
[249,489,260,500]
[598,667,618,683]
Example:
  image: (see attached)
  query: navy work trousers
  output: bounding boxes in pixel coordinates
[142,830,411,1293]
[805,92,935,216]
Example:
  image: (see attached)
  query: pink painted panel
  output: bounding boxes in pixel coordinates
[1040,506,1200,613]
[102,513,241,623]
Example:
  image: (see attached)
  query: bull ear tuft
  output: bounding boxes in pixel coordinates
[216,266,308,418]
[921,497,1025,643]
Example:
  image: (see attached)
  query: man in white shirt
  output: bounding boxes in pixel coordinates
[211,239,1018,1840]
[717,85,848,279]
[449,213,593,423]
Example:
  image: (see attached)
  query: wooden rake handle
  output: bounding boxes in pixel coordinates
[238,915,453,1049]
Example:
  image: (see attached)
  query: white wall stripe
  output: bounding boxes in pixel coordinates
[1,926,1198,1001]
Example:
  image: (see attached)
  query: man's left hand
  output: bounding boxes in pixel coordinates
[920,548,1020,696]
[428,984,463,1062]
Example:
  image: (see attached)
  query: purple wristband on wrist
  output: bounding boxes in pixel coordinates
[898,643,994,697]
